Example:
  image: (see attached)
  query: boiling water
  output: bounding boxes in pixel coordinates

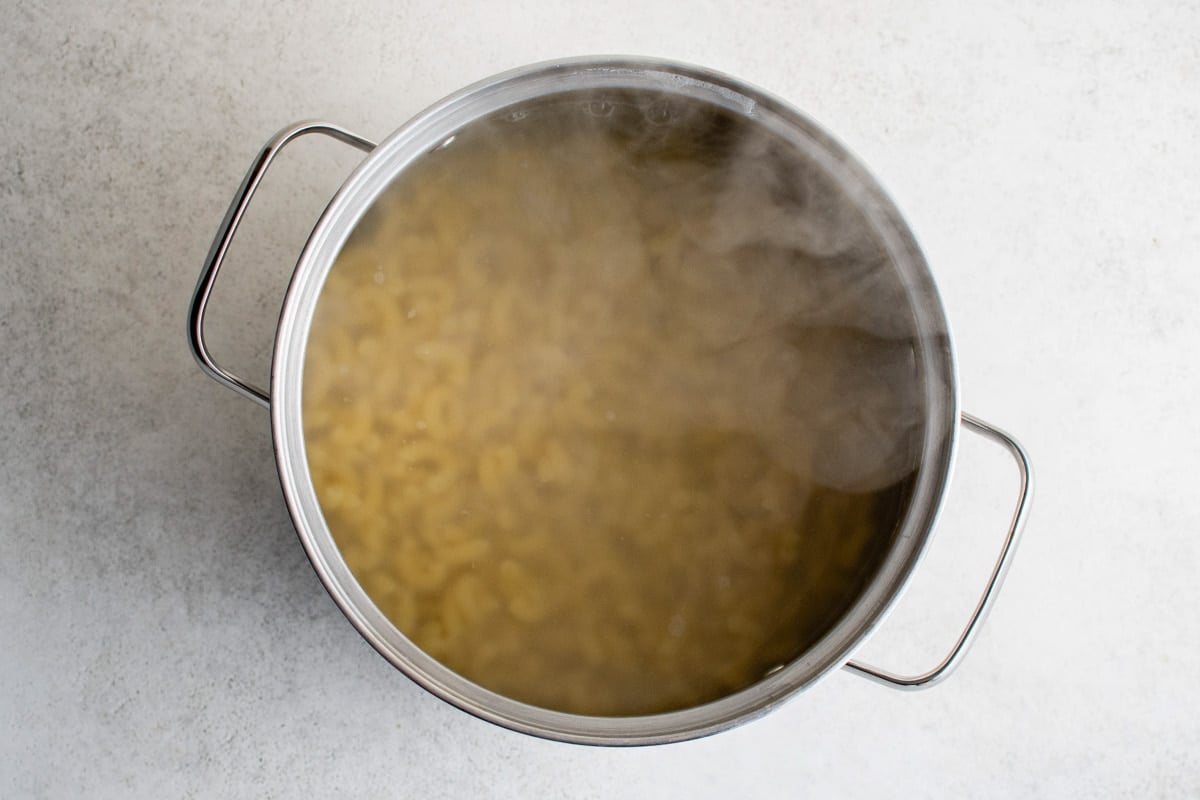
[302,90,924,716]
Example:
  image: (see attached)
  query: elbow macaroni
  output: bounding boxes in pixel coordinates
[301,95,919,716]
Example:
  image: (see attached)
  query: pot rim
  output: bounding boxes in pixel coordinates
[270,55,960,745]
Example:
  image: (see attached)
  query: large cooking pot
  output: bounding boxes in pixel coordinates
[187,57,1032,745]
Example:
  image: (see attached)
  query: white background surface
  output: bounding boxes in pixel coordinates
[2,1,1197,796]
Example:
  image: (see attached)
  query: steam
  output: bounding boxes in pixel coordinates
[407,88,930,494]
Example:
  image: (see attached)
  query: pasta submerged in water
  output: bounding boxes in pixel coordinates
[302,91,925,716]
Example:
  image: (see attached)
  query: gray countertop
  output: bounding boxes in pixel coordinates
[3,1,1197,796]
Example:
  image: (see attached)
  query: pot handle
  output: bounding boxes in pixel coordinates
[187,121,377,408]
[842,412,1033,690]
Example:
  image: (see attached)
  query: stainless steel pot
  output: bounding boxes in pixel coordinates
[187,57,1032,745]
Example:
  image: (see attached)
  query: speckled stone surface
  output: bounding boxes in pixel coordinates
[2,1,1197,796]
